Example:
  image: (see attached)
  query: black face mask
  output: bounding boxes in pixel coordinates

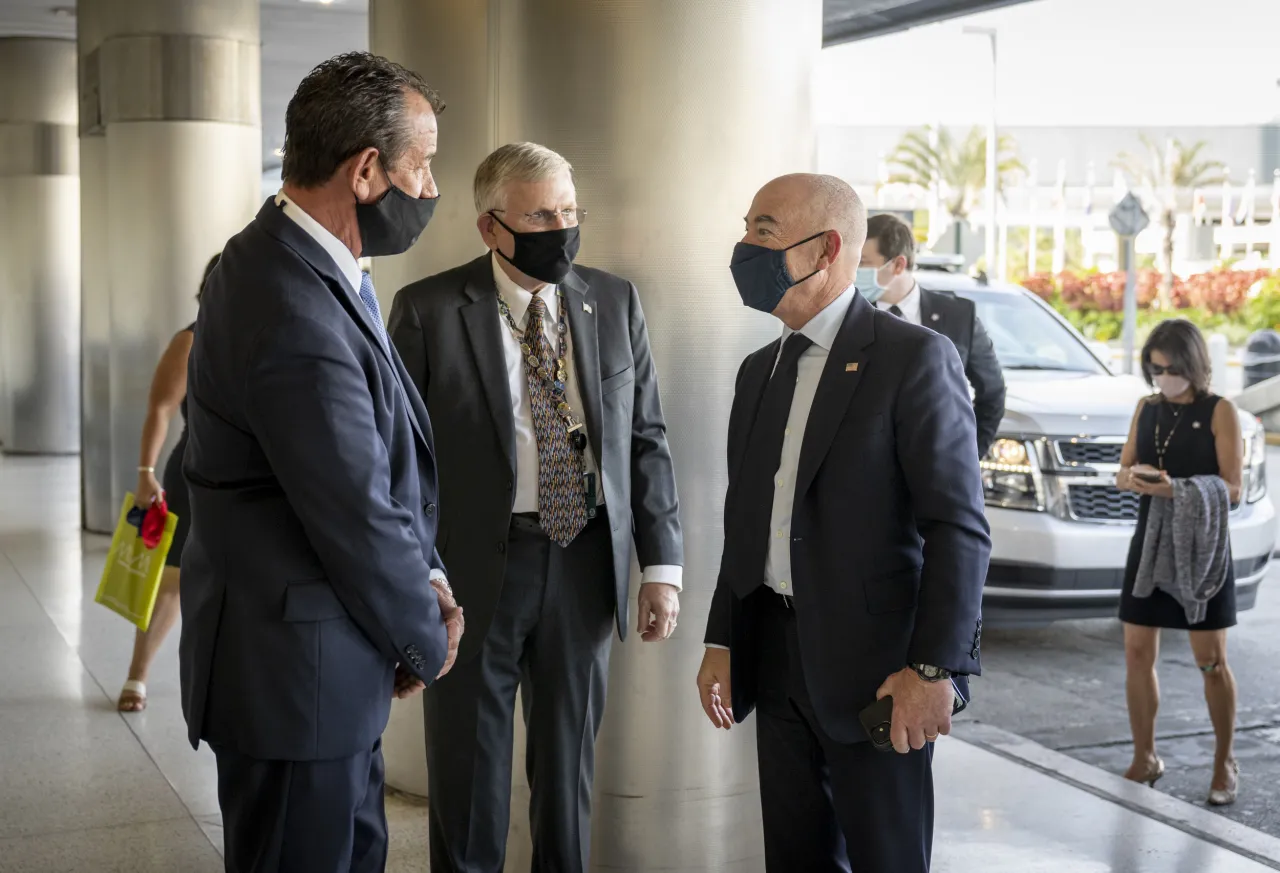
[356,168,439,258]
[489,212,581,284]
[729,231,828,314]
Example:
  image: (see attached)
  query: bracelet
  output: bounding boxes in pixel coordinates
[138,466,155,473]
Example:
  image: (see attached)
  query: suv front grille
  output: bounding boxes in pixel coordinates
[1068,484,1139,521]
[1057,441,1123,466]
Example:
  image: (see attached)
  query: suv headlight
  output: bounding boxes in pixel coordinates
[1244,417,1268,504]
[980,437,1044,511]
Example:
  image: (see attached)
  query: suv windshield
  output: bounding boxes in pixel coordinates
[942,286,1107,374]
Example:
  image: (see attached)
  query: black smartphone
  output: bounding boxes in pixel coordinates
[860,680,968,752]
[1132,469,1163,483]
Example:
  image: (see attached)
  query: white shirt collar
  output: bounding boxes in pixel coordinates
[491,251,556,326]
[275,189,363,294]
[878,280,921,322]
[782,284,857,352]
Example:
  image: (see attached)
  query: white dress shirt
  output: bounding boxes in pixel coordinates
[491,254,681,589]
[877,280,921,325]
[762,285,857,598]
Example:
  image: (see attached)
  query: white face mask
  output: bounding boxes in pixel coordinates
[1154,373,1191,398]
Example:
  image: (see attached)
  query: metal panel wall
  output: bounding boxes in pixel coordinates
[0,38,80,455]
[78,0,261,531]
[372,2,821,869]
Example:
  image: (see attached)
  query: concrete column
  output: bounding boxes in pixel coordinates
[77,0,262,532]
[0,38,80,455]
[372,2,821,869]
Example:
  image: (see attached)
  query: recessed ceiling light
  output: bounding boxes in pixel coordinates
[51,6,76,17]
[300,0,339,5]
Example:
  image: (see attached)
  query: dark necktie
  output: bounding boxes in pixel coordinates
[888,304,904,319]
[733,332,814,596]
[524,295,587,546]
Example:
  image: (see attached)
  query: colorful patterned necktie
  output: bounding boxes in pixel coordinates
[524,294,587,546]
[358,272,389,351]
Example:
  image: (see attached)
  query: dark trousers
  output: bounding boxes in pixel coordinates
[754,591,935,873]
[213,740,388,873]
[424,513,616,873]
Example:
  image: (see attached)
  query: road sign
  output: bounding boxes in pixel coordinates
[1109,192,1150,238]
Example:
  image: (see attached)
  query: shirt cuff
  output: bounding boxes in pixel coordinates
[705,643,729,650]
[429,569,448,583]
[640,564,683,590]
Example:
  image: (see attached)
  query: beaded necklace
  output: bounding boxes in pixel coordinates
[495,287,586,450]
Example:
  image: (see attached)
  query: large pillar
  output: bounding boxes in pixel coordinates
[371,2,821,869]
[78,0,262,532]
[0,38,80,455]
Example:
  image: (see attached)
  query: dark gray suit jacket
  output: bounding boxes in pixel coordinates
[705,293,990,744]
[180,199,448,762]
[389,254,683,663]
[918,287,1006,456]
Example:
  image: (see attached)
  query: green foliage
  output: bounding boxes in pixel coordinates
[884,125,1024,223]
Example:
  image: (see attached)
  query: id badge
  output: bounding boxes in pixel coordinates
[584,472,598,520]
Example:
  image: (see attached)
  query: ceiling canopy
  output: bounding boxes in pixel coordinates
[823,0,1029,45]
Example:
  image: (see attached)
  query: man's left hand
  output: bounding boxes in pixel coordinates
[637,583,679,641]
[876,667,955,754]
[393,664,426,699]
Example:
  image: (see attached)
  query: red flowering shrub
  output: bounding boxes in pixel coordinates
[1022,273,1056,301]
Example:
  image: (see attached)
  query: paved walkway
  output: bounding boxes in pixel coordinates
[1,454,1276,872]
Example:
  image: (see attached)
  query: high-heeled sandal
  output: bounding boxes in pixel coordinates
[1126,756,1165,787]
[1207,760,1239,806]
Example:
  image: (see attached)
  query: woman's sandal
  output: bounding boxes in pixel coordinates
[117,679,147,712]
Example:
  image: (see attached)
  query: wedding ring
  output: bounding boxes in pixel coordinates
[925,733,939,741]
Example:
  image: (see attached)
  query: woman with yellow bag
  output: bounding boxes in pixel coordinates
[117,255,219,712]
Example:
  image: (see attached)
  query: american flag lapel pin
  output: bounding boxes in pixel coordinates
[846,362,859,372]
[583,302,593,314]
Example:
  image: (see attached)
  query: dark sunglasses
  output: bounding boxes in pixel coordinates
[1147,364,1183,377]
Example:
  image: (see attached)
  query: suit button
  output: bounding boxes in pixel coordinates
[496,542,506,554]
[971,648,980,659]
[424,502,436,517]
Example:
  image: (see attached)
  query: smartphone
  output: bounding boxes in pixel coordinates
[859,680,968,752]
[1132,469,1163,483]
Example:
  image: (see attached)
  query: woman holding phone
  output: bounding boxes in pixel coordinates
[1115,318,1243,805]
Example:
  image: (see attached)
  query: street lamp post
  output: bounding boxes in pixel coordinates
[965,26,998,278]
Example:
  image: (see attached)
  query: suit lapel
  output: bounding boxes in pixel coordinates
[794,293,876,502]
[562,270,604,464]
[919,287,943,332]
[731,344,779,483]
[259,199,429,449]
[460,259,517,474]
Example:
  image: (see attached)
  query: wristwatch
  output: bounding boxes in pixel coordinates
[912,663,952,682]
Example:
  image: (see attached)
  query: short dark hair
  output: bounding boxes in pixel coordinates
[281,52,445,188]
[196,253,220,305]
[865,213,917,270]
[1141,318,1212,396]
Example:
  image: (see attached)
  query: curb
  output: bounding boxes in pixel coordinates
[953,722,1280,870]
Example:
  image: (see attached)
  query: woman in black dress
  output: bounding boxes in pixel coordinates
[117,254,219,712]
[1116,319,1243,805]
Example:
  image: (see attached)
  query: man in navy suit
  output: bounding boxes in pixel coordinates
[180,52,463,873]
[697,174,990,873]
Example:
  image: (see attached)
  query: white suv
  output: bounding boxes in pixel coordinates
[920,269,1277,626]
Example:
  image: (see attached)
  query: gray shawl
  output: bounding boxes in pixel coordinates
[1133,475,1231,625]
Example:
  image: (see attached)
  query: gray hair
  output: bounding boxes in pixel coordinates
[473,142,573,214]
[281,52,444,188]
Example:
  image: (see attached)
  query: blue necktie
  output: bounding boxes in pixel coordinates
[358,272,389,350]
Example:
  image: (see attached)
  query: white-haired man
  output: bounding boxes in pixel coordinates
[389,142,684,873]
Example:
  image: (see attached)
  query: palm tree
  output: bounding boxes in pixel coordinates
[1116,136,1225,310]
[884,125,1024,244]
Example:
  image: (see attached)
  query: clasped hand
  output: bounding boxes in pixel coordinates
[1121,464,1174,499]
[392,577,465,700]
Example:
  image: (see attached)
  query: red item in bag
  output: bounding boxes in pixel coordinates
[141,499,169,549]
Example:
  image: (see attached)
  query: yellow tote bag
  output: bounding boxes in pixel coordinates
[93,493,179,632]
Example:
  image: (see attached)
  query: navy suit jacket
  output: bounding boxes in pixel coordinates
[704,292,991,744]
[179,198,448,761]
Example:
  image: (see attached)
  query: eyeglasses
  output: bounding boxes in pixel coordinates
[1147,364,1183,376]
[491,208,587,229]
